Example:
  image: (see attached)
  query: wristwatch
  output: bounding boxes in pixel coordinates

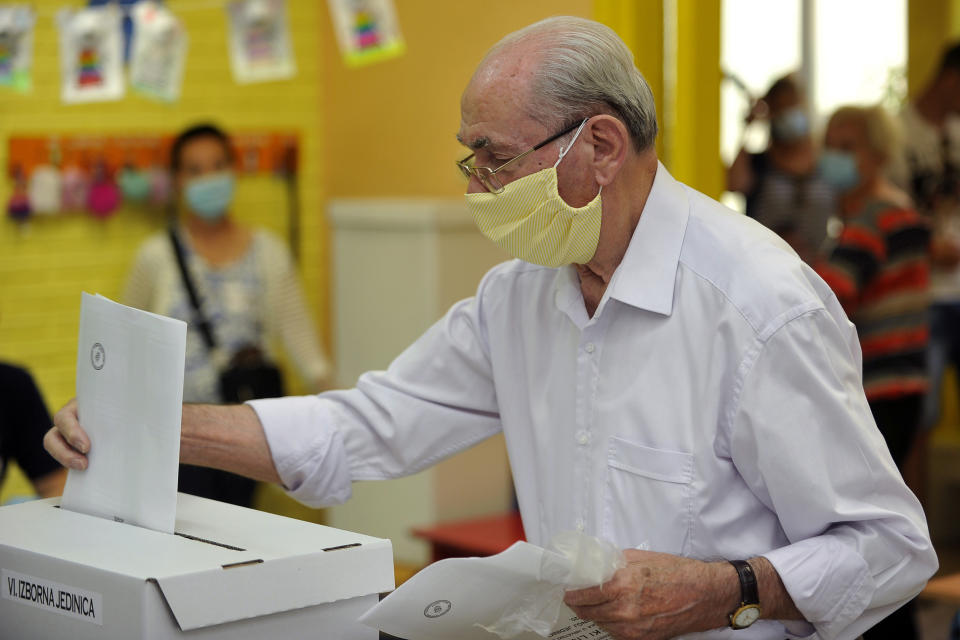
[728,559,761,629]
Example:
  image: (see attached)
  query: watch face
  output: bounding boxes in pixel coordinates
[733,605,761,628]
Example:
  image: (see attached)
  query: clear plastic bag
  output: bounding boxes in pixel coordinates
[480,531,626,638]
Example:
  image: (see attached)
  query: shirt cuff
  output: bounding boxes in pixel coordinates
[247,395,352,507]
[763,536,873,640]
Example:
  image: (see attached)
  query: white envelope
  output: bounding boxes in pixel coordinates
[60,293,187,534]
[360,541,612,640]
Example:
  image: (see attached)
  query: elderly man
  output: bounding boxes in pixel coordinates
[47,16,935,640]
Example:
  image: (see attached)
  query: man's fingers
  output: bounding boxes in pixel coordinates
[43,427,87,470]
[54,398,90,454]
[45,398,91,470]
[564,585,614,607]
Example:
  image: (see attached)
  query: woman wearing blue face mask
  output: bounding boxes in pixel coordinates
[726,74,836,263]
[815,105,930,640]
[122,123,331,507]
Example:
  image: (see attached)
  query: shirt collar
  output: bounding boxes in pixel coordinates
[554,264,588,327]
[553,161,690,320]
[607,162,689,315]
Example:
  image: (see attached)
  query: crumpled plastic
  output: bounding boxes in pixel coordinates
[478,531,626,638]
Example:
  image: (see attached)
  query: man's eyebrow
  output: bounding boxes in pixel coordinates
[455,133,491,151]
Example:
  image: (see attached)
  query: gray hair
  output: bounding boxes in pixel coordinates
[487,16,658,152]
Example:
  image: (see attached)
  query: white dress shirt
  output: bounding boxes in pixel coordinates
[250,164,937,640]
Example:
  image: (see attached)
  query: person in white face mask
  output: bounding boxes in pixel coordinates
[726,74,836,263]
[813,106,931,640]
[48,18,936,640]
[120,123,331,507]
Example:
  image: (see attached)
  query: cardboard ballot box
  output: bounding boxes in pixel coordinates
[0,493,394,639]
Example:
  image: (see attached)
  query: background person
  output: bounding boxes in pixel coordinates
[889,42,960,438]
[815,104,931,640]
[1,362,66,501]
[727,74,836,263]
[123,123,331,506]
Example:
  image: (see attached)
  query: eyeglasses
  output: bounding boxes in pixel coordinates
[456,118,588,194]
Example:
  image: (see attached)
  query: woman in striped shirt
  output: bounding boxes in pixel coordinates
[815,105,930,639]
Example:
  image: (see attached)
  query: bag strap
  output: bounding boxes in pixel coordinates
[168,227,218,351]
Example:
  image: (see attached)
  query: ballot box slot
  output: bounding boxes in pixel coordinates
[174,531,245,551]
[322,543,362,552]
[55,504,247,552]
[221,559,264,570]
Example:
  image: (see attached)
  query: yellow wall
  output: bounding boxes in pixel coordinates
[321,0,593,198]
[0,0,328,413]
[907,0,960,97]
[2,0,670,413]
[595,0,722,198]
[320,0,721,199]
[669,0,722,198]
[0,463,34,505]
[595,0,665,159]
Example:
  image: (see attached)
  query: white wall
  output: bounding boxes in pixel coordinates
[328,199,514,565]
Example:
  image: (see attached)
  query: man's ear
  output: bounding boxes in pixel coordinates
[586,115,630,185]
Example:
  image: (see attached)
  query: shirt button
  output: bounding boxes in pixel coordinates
[575,517,585,531]
[584,342,596,354]
[575,430,590,445]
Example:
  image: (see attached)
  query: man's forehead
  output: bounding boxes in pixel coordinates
[457,97,547,153]
[457,49,543,151]
[458,99,525,152]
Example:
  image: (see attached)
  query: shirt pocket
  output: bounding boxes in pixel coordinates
[602,436,695,555]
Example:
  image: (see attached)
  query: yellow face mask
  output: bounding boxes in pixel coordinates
[465,122,602,268]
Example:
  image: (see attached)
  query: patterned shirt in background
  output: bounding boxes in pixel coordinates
[745,152,837,264]
[124,228,331,404]
[817,200,931,400]
[168,235,264,404]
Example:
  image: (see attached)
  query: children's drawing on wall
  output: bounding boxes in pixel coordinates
[129,1,187,102]
[0,5,35,92]
[226,0,296,84]
[57,5,124,103]
[327,0,404,68]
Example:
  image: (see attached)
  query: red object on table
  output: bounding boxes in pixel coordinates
[412,511,525,563]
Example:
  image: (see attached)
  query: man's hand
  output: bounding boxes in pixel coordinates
[44,398,90,470]
[43,398,282,485]
[563,550,736,640]
[563,550,805,640]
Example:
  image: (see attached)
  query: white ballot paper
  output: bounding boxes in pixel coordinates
[61,293,187,534]
[360,541,615,640]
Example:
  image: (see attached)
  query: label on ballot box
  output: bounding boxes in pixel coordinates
[3,569,103,625]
